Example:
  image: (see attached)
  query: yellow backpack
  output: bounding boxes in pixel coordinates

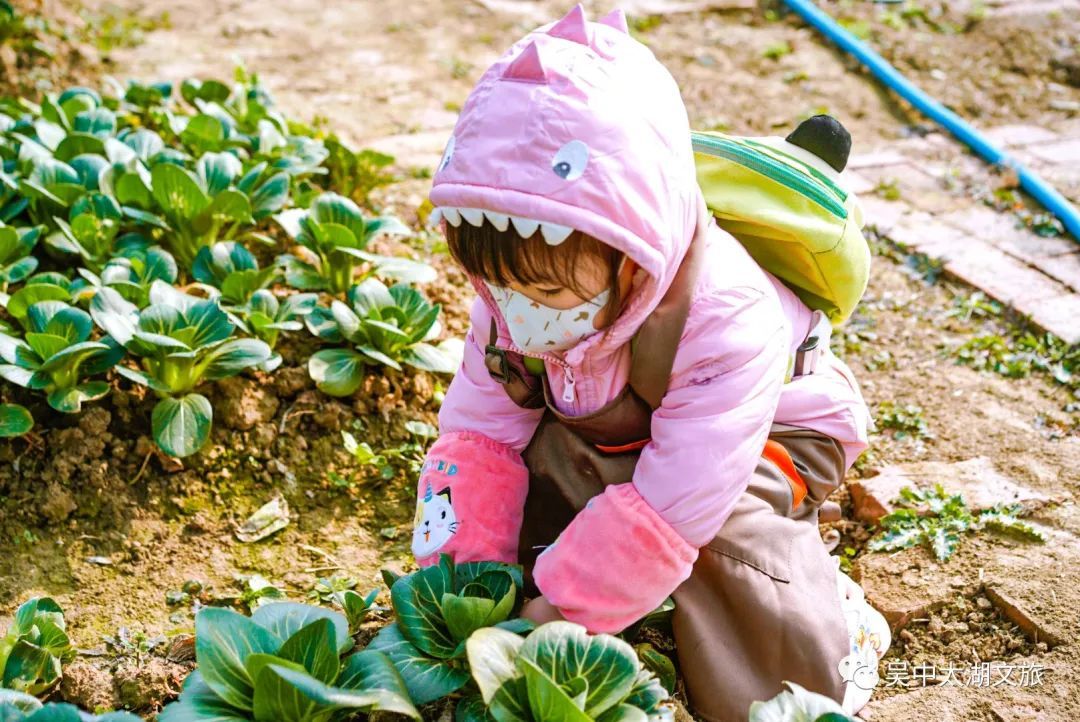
[692,115,870,325]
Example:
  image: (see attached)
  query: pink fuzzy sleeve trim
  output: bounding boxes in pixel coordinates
[532,483,699,633]
[412,431,529,567]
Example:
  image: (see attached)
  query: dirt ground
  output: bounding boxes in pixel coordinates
[2,0,1079,719]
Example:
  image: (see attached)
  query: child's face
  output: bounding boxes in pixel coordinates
[503,253,637,328]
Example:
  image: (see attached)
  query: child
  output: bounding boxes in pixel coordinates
[411,4,890,718]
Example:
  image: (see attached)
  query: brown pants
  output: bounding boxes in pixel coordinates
[520,419,850,722]
[671,423,850,721]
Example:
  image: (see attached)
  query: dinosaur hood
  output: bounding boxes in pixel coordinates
[428,3,700,364]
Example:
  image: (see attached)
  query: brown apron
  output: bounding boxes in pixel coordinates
[483,224,850,721]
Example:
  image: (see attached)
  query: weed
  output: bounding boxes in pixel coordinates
[308,575,359,603]
[873,177,902,201]
[79,5,171,53]
[837,545,857,574]
[627,14,664,37]
[762,41,792,61]
[340,419,435,483]
[875,401,932,441]
[953,327,1077,397]
[869,485,1045,561]
[946,290,1002,324]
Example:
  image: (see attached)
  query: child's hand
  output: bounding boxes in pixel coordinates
[521,595,567,626]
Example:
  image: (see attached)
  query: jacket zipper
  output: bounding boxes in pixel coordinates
[690,132,848,219]
[499,338,579,405]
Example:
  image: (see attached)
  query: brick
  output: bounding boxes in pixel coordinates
[886,211,966,255]
[1026,138,1080,166]
[1022,292,1080,344]
[850,457,1052,524]
[858,163,943,195]
[981,124,1059,148]
[994,0,1080,16]
[1029,251,1080,292]
[941,242,1068,307]
[854,549,954,630]
[840,169,876,195]
[858,197,908,234]
[940,207,1079,259]
[846,148,910,170]
[984,586,1066,647]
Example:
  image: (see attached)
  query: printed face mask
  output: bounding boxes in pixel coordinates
[484,281,610,353]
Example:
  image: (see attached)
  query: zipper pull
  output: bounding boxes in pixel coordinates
[562,367,576,404]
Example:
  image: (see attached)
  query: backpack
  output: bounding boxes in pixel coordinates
[691,115,870,325]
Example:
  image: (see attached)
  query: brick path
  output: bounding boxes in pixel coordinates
[842,120,1080,344]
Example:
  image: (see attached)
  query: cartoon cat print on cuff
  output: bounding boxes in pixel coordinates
[412,481,460,557]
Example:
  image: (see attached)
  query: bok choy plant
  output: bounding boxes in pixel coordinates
[464,622,673,722]
[147,151,282,268]
[191,241,278,307]
[0,301,123,412]
[157,603,419,721]
[0,222,40,289]
[275,192,432,294]
[90,281,272,457]
[2,273,75,321]
[368,555,531,706]
[306,278,461,396]
[0,597,75,696]
[0,691,141,721]
[44,192,123,270]
[77,238,179,308]
[0,403,33,437]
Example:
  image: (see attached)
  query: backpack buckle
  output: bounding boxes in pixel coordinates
[793,310,832,378]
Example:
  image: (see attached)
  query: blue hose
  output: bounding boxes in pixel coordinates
[782,0,1080,243]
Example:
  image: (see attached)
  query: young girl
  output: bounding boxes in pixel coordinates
[411,4,890,718]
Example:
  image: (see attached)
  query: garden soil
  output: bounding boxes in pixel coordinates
[2,0,1079,719]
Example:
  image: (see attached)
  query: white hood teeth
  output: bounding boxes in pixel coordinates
[429,205,575,246]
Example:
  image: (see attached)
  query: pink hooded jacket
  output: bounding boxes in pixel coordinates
[411,4,871,633]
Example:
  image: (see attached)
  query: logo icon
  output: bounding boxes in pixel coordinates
[838,647,880,691]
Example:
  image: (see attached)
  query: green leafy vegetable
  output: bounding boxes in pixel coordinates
[0,300,123,412]
[0,222,40,289]
[90,281,272,456]
[0,403,33,437]
[0,597,75,696]
[466,621,673,721]
[158,603,419,721]
[369,555,527,705]
[0,689,142,721]
[44,191,123,270]
[78,237,179,308]
[306,278,460,395]
[276,192,429,294]
[191,241,279,307]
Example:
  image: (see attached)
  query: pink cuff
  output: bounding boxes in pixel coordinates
[412,431,529,567]
[532,483,699,633]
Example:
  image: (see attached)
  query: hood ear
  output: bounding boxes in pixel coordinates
[503,39,548,83]
[597,7,629,34]
[548,3,591,45]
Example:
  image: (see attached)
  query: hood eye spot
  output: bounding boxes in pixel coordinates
[552,139,589,181]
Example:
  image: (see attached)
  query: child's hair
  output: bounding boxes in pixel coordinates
[445,218,626,317]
